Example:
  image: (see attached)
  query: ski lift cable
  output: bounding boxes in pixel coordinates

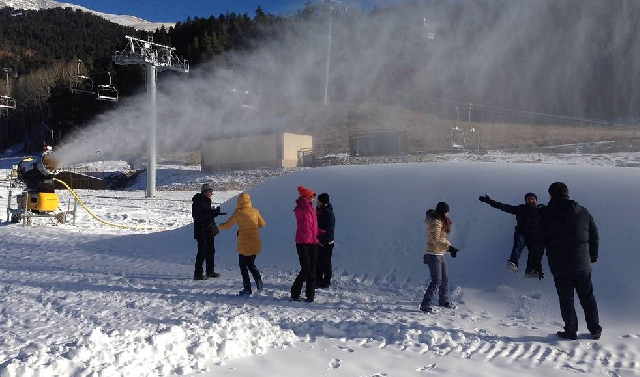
[386,88,626,127]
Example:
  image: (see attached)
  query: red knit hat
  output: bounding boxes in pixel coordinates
[297,185,315,199]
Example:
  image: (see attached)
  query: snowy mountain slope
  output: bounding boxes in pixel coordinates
[0,0,174,30]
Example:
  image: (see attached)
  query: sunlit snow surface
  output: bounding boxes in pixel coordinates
[0,152,639,377]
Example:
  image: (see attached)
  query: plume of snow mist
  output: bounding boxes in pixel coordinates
[52,0,640,166]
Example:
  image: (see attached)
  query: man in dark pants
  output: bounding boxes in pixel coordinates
[191,183,223,280]
[479,193,545,278]
[316,193,336,289]
[539,182,602,340]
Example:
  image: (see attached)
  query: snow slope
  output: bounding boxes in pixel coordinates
[0,0,174,30]
[1,159,639,377]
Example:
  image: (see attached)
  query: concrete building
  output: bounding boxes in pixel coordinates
[348,130,407,157]
[201,132,313,171]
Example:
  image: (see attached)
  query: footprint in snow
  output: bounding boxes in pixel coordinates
[559,362,586,373]
[417,364,437,372]
[337,345,355,353]
[329,358,341,369]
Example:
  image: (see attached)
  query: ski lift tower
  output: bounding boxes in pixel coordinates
[113,36,189,197]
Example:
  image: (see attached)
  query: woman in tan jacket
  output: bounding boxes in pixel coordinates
[219,192,266,295]
[420,202,459,313]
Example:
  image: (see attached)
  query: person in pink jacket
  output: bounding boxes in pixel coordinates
[290,185,319,302]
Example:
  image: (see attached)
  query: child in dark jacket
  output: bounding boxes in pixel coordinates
[316,193,335,289]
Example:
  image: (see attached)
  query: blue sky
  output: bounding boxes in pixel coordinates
[66,0,397,22]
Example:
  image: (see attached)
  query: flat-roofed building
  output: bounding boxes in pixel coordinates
[201,132,313,171]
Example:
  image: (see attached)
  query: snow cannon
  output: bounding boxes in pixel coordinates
[8,148,65,224]
[16,149,60,212]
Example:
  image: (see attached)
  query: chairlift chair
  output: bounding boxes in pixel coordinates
[96,72,118,102]
[71,60,95,96]
[1,68,16,109]
[96,85,118,102]
[0,95,16,110]
[71,75,95,96]
[423,16,436,40]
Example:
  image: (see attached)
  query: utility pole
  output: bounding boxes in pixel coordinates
[320,0,344,106]
[468,103,473,123]
[324,10,332,105]
[113,36,189,198]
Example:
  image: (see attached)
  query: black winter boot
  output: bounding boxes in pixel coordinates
[557,331,578,340]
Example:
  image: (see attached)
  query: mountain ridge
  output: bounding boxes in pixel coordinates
[0,0,174,30]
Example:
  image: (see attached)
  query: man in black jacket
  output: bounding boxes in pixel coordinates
[479,192,545,278]
[316,193,336,289]
[192,183,222,280]
[539,182,601,340]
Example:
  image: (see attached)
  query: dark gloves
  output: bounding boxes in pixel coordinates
[212,206,227,216]
[478,195,491,203]
[448,246,459,258]
[591,257,598,264]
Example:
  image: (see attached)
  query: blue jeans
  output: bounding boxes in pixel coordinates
[510,231,544,271]
[421,254,449,307]
[509,232,527,263]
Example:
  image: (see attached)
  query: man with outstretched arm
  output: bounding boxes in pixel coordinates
[479,192,545,278]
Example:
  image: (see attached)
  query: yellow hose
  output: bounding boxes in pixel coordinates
[53,178,159,230]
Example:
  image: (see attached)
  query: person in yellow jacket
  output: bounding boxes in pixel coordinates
[219,192,266,296]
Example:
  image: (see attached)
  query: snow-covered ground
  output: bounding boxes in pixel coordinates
[1,152,639,377]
